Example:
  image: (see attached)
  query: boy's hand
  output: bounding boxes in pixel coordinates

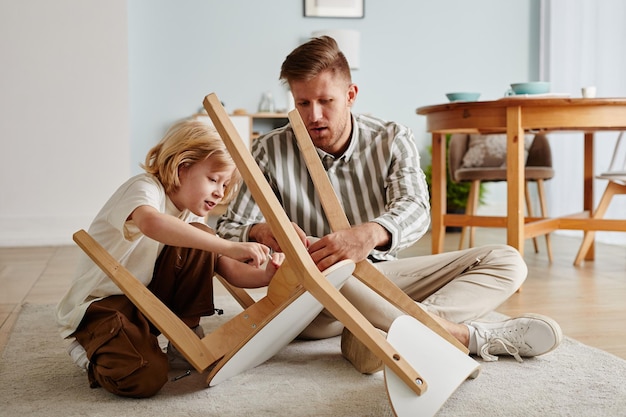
[262,252,285,284]
[223,241,271,268]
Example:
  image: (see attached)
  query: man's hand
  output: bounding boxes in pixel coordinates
[307,223,390,271]
[249,222,308,253]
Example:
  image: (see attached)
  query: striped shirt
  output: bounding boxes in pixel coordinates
[216,113,431,261]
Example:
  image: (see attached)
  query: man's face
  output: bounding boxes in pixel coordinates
[290,70,357,156]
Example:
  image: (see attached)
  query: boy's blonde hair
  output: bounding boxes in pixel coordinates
[142,118,241,203]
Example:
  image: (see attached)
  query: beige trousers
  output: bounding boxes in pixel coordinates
[300,244,527,339]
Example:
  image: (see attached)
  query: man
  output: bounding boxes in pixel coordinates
[217,36,562,372]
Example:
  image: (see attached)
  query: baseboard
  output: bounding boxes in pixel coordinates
[0,215,92,247]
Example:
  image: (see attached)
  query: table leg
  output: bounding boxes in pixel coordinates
[431,132,446,254]
[583,132,595,261]
[506,106,525,254]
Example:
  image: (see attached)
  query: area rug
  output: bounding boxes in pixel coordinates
[1,298,625,417]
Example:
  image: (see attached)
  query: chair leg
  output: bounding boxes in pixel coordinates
[459,180,480,250]
[536,179,553,263]
[525,182,540,254]
[468,180,480,248]
[215,274,256,309]
[458,223,467,250]
[574,182,620,266]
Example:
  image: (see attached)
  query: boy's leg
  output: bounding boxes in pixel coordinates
[148,222,217,368]
[147,222,217,329]
[73,295,169,398]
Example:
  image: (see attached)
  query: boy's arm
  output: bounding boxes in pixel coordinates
[131,205,269,267]
[216,252,283,288]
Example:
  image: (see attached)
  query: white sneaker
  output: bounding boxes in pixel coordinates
[67,339,89,371]
[468,313,563,363]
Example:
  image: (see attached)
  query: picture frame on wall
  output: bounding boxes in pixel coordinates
[303,0,364,19]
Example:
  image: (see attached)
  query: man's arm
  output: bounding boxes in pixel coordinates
[368,124,431,257]
[248,221,308,253]
[217,128,305,249]
[215,180,263,242]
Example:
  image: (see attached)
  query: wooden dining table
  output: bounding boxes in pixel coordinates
[416,97,626,259]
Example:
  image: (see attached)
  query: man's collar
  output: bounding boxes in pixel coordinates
[315,113,357,163]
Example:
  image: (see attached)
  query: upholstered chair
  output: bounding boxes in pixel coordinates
[448,133,554,261]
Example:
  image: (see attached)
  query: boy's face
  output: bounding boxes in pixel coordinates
[290,70,357,157]
[170,156,235,217]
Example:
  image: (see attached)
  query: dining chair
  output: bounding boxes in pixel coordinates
[574,131,626,266]
[448,133,554,261]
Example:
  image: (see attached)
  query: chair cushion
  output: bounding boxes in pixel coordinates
[461,134,535,168]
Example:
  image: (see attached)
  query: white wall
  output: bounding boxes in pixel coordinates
[0,0,130,246]
[1,0,537,246]
[127,0,539,174]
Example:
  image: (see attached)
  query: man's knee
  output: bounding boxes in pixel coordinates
[483,244,528,288]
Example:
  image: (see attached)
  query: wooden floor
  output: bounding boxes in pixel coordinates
[1,229,625,359]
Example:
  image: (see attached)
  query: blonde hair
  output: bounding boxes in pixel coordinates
[142,118,241,203]
[279,36,352,85]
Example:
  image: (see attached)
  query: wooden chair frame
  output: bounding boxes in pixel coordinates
[73,229,354,375]
[574,131,626,266]
[202,93,436,395]
[73,93,475,408]
[285,108,468,354]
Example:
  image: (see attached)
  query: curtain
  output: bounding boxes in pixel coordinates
[542,0,626,245]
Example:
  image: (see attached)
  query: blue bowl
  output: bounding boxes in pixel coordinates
[510,82,550,95]
[446,92,481,102]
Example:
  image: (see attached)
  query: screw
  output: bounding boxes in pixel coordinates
[172,370,191,381]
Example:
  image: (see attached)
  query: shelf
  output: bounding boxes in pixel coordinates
[246,112,288,118]
[192,111,288,144]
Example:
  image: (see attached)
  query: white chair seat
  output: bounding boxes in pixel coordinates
[598,172,626,179]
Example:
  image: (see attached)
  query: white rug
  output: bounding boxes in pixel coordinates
[1,298,626,417]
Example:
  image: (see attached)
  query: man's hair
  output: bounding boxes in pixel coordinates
[142,118,241,202]
[279,36,352,84]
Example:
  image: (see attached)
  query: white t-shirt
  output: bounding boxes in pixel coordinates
[56,174,203,338]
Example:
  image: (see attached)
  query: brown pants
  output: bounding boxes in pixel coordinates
[72,223,216,398]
